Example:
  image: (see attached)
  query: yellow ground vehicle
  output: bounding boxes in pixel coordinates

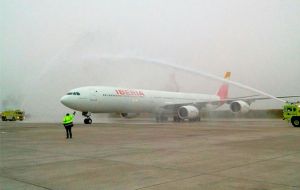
[1,110,25,121]
[283,102,300,127]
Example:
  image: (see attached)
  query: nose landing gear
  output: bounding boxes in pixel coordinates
[84,117,92,124]
[82,112,92,124]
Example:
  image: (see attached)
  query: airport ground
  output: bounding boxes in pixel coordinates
[1,119,300,190]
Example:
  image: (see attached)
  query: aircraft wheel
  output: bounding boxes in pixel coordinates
[162,116,168,122]
[84,118,92,124]
[156,114,162,123]
[291,117,300,127]
[155,114,161,122]
[155,115,167,122]
[189,117,200,122]
[173,116,181,122]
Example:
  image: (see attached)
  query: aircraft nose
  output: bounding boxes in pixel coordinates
[60,95,71,107]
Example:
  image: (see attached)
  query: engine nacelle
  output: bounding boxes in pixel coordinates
[178,105,199,119]
[229,101,250,113]
[120,113,140,118]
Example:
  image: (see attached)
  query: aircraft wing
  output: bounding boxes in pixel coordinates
[222,95,300,104]
[162,95,300,111]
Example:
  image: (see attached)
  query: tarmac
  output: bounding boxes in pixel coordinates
[1,119,300,190]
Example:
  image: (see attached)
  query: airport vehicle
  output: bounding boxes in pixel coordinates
[283,102,300,127]
[1,110,25,121]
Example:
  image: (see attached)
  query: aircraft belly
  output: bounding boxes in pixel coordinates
[94,96,155,113]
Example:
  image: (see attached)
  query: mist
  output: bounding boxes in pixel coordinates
[1,0,300,122]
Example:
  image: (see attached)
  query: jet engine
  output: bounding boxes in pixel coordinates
[120,113,140,118]
[178,105,200,120]
[229,100,250,113]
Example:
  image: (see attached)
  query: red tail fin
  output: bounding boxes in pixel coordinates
[217,72,231,101]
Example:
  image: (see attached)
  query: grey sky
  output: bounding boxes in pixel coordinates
[1,0,300,121]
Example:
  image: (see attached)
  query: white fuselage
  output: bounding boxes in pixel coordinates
[60,86,221,114]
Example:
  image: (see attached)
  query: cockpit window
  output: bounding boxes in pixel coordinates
[67,92,80,95]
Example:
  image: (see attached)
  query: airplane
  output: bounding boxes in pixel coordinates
[60,72,298,124]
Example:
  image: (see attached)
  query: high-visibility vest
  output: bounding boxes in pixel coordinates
[63,114,74,124]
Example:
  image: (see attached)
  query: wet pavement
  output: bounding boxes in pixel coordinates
[1,119,299,190]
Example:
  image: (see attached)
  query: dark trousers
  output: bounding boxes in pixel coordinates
[64,124,73,138]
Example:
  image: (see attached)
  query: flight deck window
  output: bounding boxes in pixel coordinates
[76,92,80,95]
[67,92,72,95]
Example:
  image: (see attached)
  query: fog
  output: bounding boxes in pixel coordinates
[1,0,300,122]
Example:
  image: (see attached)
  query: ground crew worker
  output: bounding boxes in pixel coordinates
[62,111,76,139]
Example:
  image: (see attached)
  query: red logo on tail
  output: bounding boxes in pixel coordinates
[217,72,231,101]
[217,84,229,101]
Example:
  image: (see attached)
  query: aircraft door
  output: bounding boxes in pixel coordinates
[89,89,98,102]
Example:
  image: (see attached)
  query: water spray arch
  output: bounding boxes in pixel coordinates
[83,54,285,103]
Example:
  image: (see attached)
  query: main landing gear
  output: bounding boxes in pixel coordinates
[173,115,201,122]
[155,113,169,123]
[82,112,92,124]
[173,115,183,122]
